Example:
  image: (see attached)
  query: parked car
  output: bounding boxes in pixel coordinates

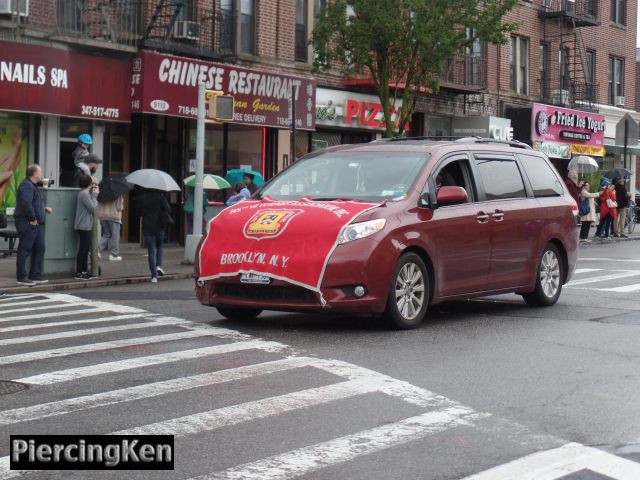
[195,137,579,329]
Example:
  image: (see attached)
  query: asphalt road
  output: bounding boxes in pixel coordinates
[2,239,640,479]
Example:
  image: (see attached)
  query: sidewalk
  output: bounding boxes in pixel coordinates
[0,242,195,294]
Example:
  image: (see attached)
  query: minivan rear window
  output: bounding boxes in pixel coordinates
[518,154,564,197]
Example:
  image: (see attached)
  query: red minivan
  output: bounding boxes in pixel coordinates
[195,138,578,329]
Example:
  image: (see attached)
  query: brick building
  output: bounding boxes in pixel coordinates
[1,0,638,244]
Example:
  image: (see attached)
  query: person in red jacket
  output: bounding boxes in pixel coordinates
[597,179,616,240]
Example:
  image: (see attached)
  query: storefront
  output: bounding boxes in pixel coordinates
[451,116,514,141]
[0,39,131,213]
[130,50,316,242]
[301,88,406,162]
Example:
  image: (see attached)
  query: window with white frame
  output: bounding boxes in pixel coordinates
[510,36,529,95]
[611,0,626,25]
[608,56,624,105]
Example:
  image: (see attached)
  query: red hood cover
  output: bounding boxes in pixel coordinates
[198,197,379,292]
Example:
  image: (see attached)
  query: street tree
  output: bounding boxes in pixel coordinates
[312,0,518,137]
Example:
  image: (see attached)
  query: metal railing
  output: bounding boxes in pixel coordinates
[541,80,599,111]
[441,54,487,91]
[540,0,599,21]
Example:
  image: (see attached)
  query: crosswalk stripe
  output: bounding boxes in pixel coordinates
[599,282,640,292]
[0,313,152,333]
[0,357,316,426]
[566,271,640,286]
[0,294,34,303]
[0,298,70,309]
[112,379,383,437]
[0,317,192,346]
[573,268,602,274]
[0,328,247,366]
[0,303,102,314]
[461,442,640,480]
[0,307,110,322]
[16,340,289,385]
[191,407,478,480]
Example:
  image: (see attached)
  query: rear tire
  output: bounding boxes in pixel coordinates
[522,244,563,307]
[383,253,430,329]
[216,306,262,321]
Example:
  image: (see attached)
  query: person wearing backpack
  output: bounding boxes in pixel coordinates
[578,181,599,243]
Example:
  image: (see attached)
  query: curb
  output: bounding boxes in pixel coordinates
[0,272,195,295]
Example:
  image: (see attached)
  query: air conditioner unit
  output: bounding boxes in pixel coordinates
[0,0,29,17]
[173,20,199,41]
[552,89,570,106]
[615,95,625,107]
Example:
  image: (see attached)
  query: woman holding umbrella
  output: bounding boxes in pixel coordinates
[97,174,131,261]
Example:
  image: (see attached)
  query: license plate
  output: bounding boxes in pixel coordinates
[240,273,271,284]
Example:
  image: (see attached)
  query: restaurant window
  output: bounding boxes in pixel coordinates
[239,0,255,54]
[295,0,309,62]
[510,36,528,95]
[59,118,92,187]
[221,0,255,55]
[608,56,624,105]
[611,0,626,25]
[227,125,262,173]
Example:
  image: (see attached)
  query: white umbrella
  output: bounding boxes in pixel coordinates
[126,169,181,192]
[567,155,599,174]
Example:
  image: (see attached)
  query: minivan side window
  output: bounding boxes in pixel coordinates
[423,157,476,203]
[475,158,527,200]
[518,153,564,197]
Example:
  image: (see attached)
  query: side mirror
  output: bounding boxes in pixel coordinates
[436,186,468,206]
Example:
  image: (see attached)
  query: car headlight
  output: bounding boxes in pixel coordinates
[338,219,386,244]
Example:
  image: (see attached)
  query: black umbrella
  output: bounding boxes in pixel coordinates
[604,167,632,181]
[98,173,133,202]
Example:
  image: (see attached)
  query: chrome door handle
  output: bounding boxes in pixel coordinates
[492,212,504,221]
[476,212,489,223]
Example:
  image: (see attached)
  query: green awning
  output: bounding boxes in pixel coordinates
[604,144,640,155]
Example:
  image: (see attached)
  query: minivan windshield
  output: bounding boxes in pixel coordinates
[259,151,429,202]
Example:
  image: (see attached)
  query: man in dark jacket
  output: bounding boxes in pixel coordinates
[13,164,53,285]
[137,188,171,283]
[613,178,630,238]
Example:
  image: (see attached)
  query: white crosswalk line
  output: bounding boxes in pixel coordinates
[0,303,101,314]
[113,379,386,437]
[0,326,251,366]
[461,442,640,480]
[0,298,71,309]
[0,307,111,323]
[0,294,34,303]
[0,313,152,333]
[16,340,289,385]
[0,357,316,426]
[0,317,192,346]
[599,282,640,292]
[565,271,640,286]
[573,268,602,274]
[191,407,478,480]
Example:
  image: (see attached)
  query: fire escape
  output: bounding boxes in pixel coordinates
[142,0,236,59]
[539,0,600,111]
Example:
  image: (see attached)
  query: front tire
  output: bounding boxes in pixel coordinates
[383,253,430,329]
[216,306,262,321]
[522,244,563,307]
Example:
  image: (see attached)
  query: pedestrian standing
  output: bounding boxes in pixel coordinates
[564,170,580,207]
[578,182,599,242]
[597,180,616,240]
[613,178,630,238]
[137,188,171,283]
[74,175,99,280]
[13,164,53,286]
[97,195,124,260]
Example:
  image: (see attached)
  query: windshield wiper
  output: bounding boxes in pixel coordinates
[310,197,345,201]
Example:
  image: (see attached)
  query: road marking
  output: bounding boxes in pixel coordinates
[16,340,289,385]
[599,282,640,292]
[113,379,395,437]
[190,408,477,480]
[0,357,316,426]
[0,313,152,333]
[573,268,602,274]
[565,271,640,286]
[580,258,640,263]
[0,327,250,366]
[0,317,195,346]
[461,442,640,480]
[0,298,70,309]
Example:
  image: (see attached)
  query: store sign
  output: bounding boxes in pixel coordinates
[570,144,606,157]
[131,51,316,130]
[532,103,605,146]
[0,40,131,121]
[315,88,406,131]
[533,141,571,159]
[452,116,513,140]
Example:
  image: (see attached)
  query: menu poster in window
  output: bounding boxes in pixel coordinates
[0,113,28,211]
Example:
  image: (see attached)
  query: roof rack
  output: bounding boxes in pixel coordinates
[374,135,532,150]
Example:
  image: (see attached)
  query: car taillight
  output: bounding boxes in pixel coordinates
[571,203,578,216]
